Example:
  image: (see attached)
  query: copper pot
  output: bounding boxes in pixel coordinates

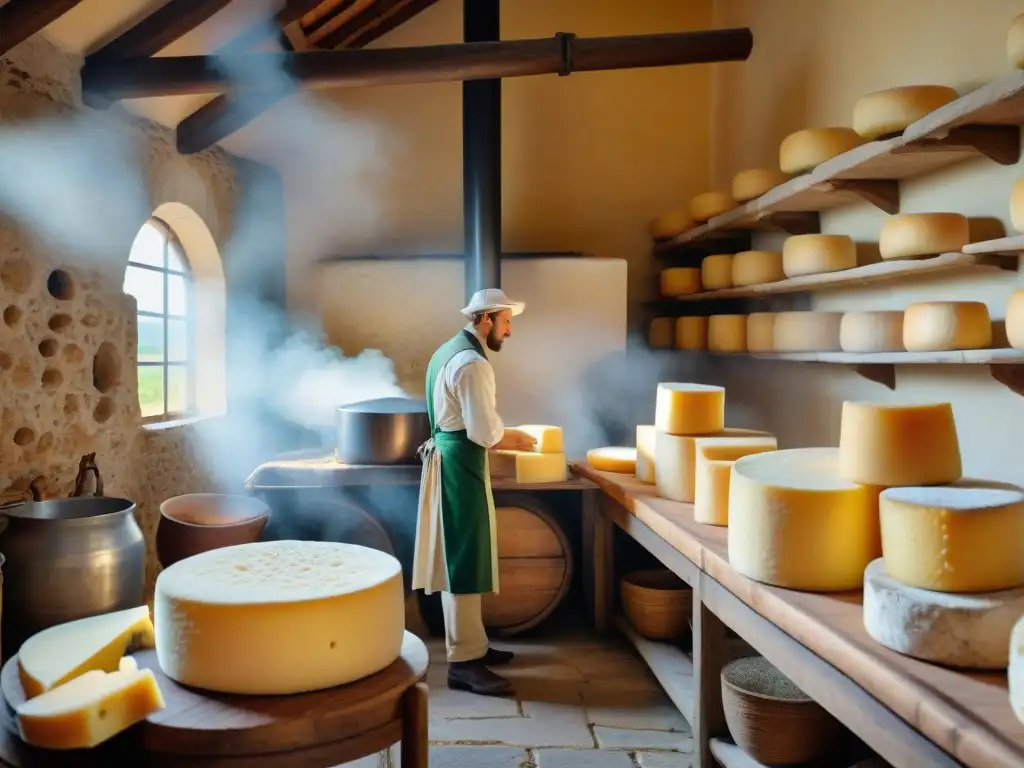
[156,493,270,568]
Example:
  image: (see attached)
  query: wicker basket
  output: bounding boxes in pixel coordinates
[620,569,692,641]
[721,656,841,765]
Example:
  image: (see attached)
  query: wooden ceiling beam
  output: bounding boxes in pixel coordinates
[317,0,404,49]
[215,0,324,55]
[0,0,85,56]
[86,0,234,62]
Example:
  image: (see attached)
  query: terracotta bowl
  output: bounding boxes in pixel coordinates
[156,493,270,568]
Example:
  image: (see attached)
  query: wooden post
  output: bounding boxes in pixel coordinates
[401,681,429,768]
[692,575,730,768]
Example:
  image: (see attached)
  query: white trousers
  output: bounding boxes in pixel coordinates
[441,592,489,663]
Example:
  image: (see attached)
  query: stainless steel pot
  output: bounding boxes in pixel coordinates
[335,397,431,465]
[0,454,145,658]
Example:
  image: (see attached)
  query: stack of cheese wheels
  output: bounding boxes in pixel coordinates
[781,234,857,278]
[746,313,776,353]
[701,254,733,290]
[675,316,708,350]
[708,314,747,353]
[852,85,959,140]
[840,310,905,353]
[902,300,991,351]
[773,311,843,352]
[649,209,693,242]
[648,317,673,349]
[689,191,734,222]
[652,383,776,509]
[731,168,790,203]
[732,250,784,287]
[879,212,969,261]
[779,127,865,175]
[660,267,702,297]
[1009,12,1024,69]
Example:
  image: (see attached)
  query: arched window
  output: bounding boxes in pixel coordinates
[123,218,195,421]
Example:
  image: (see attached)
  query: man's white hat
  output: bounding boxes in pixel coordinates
[460,288,525,318]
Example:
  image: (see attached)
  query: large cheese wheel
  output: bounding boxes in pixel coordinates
[779,127,865,175]
[675,316,707,351]
[1008,290,1024,349]
[838,401,961,486]
[863,558,1024,670]
[732,168,790,202]
[727,448,881,591]
[655,428,774,503]
[773,311,843,352]
[660,268,702,297]
[732,250,784,287]
[852,85,960,140]
[902,301,991,351]
[154,540,405,695]
[654,383,725,436]
[649,209,693,241]
[1011,177,1024,233]
[708,314,747,353]
[746,313,775,353]
[1009,13,1024,69]
[693,438,778,525]
[586,447,636,474]
[648,317,673,349]
[689,191,734,222]
[636,425,656,484]
[781,234,856,278]
[701,254,733,290]
[880,482,1024,593]
[879,212,969,261]
[839,311,905,353]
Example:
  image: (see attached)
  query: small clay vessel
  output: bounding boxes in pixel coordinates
[156,493,270,568]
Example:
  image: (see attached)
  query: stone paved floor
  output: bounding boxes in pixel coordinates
[349,616,694,767]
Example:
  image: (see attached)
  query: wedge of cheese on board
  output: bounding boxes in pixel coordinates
[18,605,155,699]
[515,425,564,454]
[586,447,637,474]
[16,656,164,750]
[490,450,568,483]
[655,428,774,504]
[693,438,778,526]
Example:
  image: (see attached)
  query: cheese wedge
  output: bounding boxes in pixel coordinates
[693,438,778,525]
[516,425,564,454]
[18,606,155,699]
[655,429,775,504]
[16,656,165,750]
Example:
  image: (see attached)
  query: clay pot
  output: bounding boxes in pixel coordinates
[156,494,270,568]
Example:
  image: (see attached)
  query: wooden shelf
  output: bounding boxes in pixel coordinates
[708,738,885,768]
[751,348,1024,364]
[964,235,1024,255]
[904,70,1024,141]
[615,616,696,726]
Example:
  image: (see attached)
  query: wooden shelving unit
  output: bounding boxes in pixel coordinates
[615,616,696,726]
[964,235,1024,255]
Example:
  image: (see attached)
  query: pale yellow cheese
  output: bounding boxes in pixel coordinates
[781,234,856,278]
[746,313,776,353]
[732,250,784,287]
[838,401,961,487]
[660,267,702,297]
[727,448,882,591]
[649,209,693,241]
[674,316,708,351]
[880,482,1024,593]
[1008,290,1024,349]
[18,606,155,700]
[636,425,656,484]
[693,438,778,525]
[708,314,747,353]
[879,212,969,261]
[490,450,568,483]
[1011,177,1024,233]
[852,85,960,140]
[648,317,673,349]
[655,428,774,504]
[515,424,564,454]
[1011,615,1024,724]
[689,190,734,222]
[1008,12,1024,69]
[701,254,734,290]
[654,383,725,436]
[773,311,843,352]
[779,127,865,175]
[16,656,165,750]
[732,168,790,202]
[586,446,637,474]
[154,540,406,695]
[840,311,905,353]
[902,301,991,352]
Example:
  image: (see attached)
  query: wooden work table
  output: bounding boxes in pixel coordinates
[572,462,1024,768]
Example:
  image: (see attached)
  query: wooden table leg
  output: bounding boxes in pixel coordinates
[582,490,614,634]
[401,681,429,768]
[692,575,729,768]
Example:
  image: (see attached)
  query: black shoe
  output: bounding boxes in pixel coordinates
[482,647,514,666]
[447,662,513,696]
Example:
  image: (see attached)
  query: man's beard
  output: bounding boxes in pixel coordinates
[486,327,504,352]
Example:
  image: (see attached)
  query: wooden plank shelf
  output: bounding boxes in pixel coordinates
[964,235,1024,255]
[708,737,887,768]
[904,70,1024,140]
[616,616,696,726]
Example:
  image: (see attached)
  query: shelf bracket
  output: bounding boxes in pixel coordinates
[830,180,900,214]
[922,125,1021,166]
[990,364,1024,396]
[852,363,896,390]
[763,211,820,236]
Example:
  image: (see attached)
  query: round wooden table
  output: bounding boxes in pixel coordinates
[0,631,429,767]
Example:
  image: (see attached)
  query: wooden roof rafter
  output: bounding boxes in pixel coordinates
[0,0,86,56]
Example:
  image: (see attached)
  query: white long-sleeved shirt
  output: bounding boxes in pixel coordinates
[431,327,505,448]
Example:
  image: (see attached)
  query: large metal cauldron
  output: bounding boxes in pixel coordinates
[335,397,431,465]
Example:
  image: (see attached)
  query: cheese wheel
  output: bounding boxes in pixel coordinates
[674,316,707,351]
[880,482,1024,593]
[708,314,747,353]
[1008,12,1024,69]
[648,317,673,349]
[781,234,857,278]
[838,401,961,486]
[732,168,790,202]
[516,425,564,454]
[694,438,778,525]
[1011,615,1024,724]
[879,212,969,261]
[852,85,960,140]
[728,448,881,591]
[1008,290,1024,349]
[839,311,905,353]
[746,313,776,353]
[863,558,1024,670]
[649,209,693,241]
[654,383,725,436]
[655,428,775,504]
[636,425,656,484]
[902,301,991,352]
[1011,177,1024,233]
[773,311,843,352]
[732,250,784,287]
[779,127,865,175]
[154,540,405,695]
[689,191,734,222]
[701,254,733,290]
[490,450,568,483]
[660,267,702,297]
[586,446,636,474]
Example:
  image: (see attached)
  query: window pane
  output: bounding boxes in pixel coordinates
[123,265,164,313]
[138,366,165,418]
[167,365,188,414]
[167,319,188,363]
[138,315,164,363]
[128,222,165,268]
[167,273,188,316]
[167,241,187,272]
